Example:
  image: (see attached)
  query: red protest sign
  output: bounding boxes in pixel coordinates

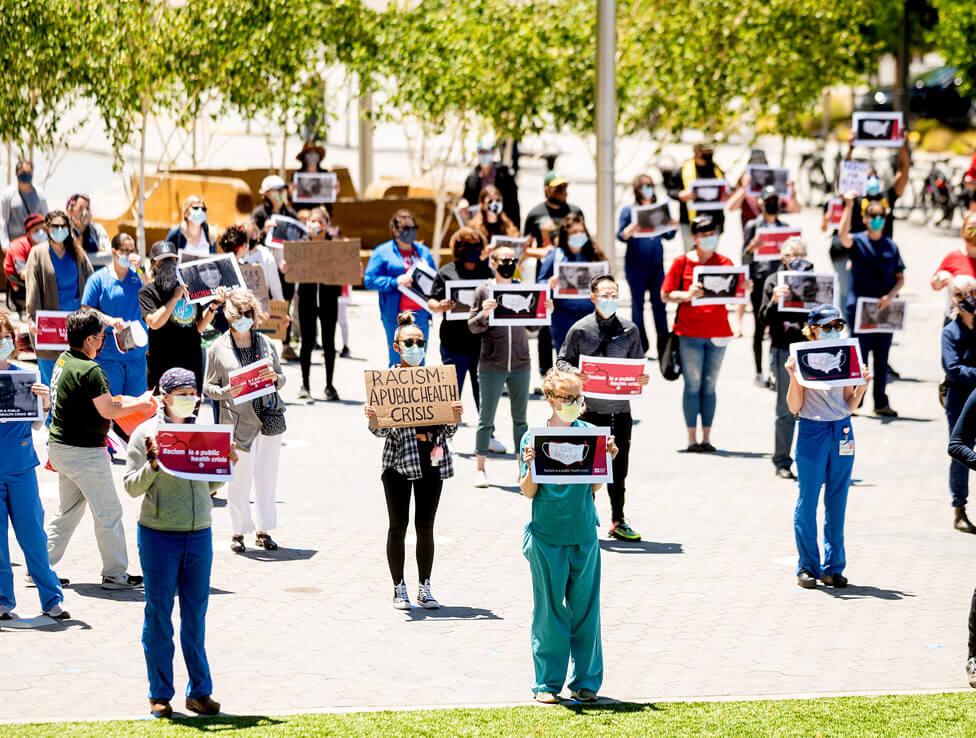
[35,310,70,351]
[156,423,234,482]
[580,355,647,401]
[229,359,276,406]
[754,227,801,261]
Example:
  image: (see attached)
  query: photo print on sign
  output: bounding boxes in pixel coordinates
[529,425,613,484]
[444,279,486,321]
[776,271,839,313]
[0,370,43,422]
[632,202,674,237]
[554,261,610,299]
[690,178,730,211]
[178,254,245,304]
[690,265,749,306]
[489,235,530,260]
[852,112,903,148]
[854,297,907,334]
[754,226,802,261]
[398,260,438,313]
[746,166,790,197]
[293,172,337,204]
[789,338,866,389]
[489,283,550,327]
[266,214,308,248]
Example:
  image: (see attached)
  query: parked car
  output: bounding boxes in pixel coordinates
[858,66,975,128]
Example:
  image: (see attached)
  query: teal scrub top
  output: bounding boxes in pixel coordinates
[520,420,600,546]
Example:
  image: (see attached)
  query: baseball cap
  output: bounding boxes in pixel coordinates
[150,241,178,262]
[807,304,843,326]
[544,171,568,188]
[24,213,46,231]
[690,214,716,235]
[476,137,495,153]
[260,174,287,194]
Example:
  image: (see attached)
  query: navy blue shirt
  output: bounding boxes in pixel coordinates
[617,204,674,275]
[846,231,905,311]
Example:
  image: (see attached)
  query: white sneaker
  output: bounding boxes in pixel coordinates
[753,374,766,388]
[393,581,411,610]
[967,657,976,689]
[43,604,71,620]
[488,436,507,454]
[473,470,490,488]
[417,580,440,609]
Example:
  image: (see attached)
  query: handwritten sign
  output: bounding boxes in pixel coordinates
[240,264,270,313]
[580,355,646,400]
[839,160,870,195]
[256,299,289,341]
[229,358,276,405]
[282,239,362,285]
[155,423,234,482]
[35,310,70,351]
[364,365,458,428]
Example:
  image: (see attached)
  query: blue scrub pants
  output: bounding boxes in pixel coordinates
[98,355,148,396]
[522,530,603,695]
[625,263,667,354]
[0,469,63,612]
[794,418,854,578]
[37,358,55,388]
[381,312,430,367]
[138,524,213,701]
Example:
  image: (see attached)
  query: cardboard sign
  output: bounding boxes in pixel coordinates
[454,204,479,228]
[579,355,646,401]
[828,198,845,226]
[839,160,871,195]
[489,235,530,260]
[632,203,675,237]
[240,264,270,313]
[852,112,903,148]
[554,261,609,299]
[0,370,43,422]
[444,279,486,321]
[293,171,337,203]
[691,178,730,211]
[754,226,802,261]
[528,425,613,484]
[283,238,362,286]
[776,271,839,313]
[156,423,235,482]
[790,338,866,389]
[364,365,459,428]
[34,310,70,351]
[746,166,789,197]
[854,297,907,334]
[398,260,437,313]
[266,215,307,248]
[691,266,749,306]
[489,284,550,327]
[178,254,245,305]
[229,358,276,405]
[256,299,289,340]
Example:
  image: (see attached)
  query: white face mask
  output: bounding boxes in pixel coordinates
[188,207,207,225]
[168,395,198,419]
[478,152,493,167]
[568,233,588,251]
[232,316,254,333]
[699,234,719,253]
[0,336,14,361]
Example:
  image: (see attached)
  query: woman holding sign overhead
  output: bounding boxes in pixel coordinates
[785,304,871,590]
[204,290,286,553]
[365,312,463,611]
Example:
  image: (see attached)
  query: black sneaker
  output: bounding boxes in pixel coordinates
[324,385,340,402]
[874,406,898,418]
[698,442,716,453]
[101,573,143,590]
[821,573,848,588]
[967,657,976,689]
[797,570,817,589]
[26,575,70,587]
[340,346,351,358]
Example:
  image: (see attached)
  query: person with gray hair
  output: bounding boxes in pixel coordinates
[942,275,976,533]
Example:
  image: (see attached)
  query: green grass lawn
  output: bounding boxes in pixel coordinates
[3,693,975,737]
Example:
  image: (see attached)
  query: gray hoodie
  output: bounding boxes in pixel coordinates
[467,281,532,372]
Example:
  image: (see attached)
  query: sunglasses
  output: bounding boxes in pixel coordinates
[494,258,516,266]
[820,320,847,331]
[400,338,425,348]
[190,205,208,212]
[549,393,580,403]
[486,200,502,207]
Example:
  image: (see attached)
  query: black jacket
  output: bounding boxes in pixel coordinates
[463,164,520,228]
[758,271,806,349]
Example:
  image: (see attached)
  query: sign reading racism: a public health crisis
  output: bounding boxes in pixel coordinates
[364,365,459,428]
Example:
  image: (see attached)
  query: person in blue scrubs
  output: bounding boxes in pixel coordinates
[518,368,618,704]
[0,310,68,621]
[82,232,149,395]
[784,304,871,590]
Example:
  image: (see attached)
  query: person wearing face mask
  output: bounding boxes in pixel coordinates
[291,141,340,213]
[26,210,94,387]
[727,168,802,236]
[81,233,150,396]
[165,196,213,258]
[468,185,521,243]
[759,237,815,480]
[364,210,437,366]
[3,213,47,318]
[461,139,520,227]
[124,367,229,719]
[838,192,905,417]
[365,312,463,610]
[45,309,155,590]
[226,223,284,304]
[785,305,871,590]
[617,175,676,358]
[66,194,110,255]
[0,159,49,253]
[0,309,69,622]
[518,368,618,704]
[205,290,286,553]
[674,143,726,252]
[253,176,300,359]
[557,275,648,542]
[932,213,976,318]
[537,214,609,356]
[662,215,747,452]
[140,241,224,392]
[844,131,910,239]
[742,186,792,387]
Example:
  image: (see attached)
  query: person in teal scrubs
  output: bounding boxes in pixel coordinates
[518,368,618,704]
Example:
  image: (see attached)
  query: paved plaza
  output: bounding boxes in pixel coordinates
[1,207,973,722]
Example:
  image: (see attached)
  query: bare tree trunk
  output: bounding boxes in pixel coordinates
[137,96,148,258]
[279,126,288,178]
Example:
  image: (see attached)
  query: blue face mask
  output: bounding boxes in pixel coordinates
[399,344,425,366]
[232,316,253,333]
[0,336,13,361]
[868,215,885,232]
[188,208,207,225]
[596,297,618,318]
[699,234,719,252]
[820,328,843,340]
[50,226,69,243]
[865,177,881,196]
[568,233,588,251]
[640,185,654,200]
[31,230,48,245]
[116,253,131,270]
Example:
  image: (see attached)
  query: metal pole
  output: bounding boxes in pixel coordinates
[596,0,616,273]
[358,83,374,196]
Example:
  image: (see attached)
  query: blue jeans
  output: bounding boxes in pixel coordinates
[677,337,727,429]
[0,469,63,612]
[138,524,213,701]
[381,313,430,367]
[625,264,667,354]
[440,345,480,409]
[946,387,971,508]
[98,355,148,396]
[794,417,854,577]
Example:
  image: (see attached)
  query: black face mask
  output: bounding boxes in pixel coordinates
[154,260,179,291]
[959,297,976,315]
[700,152,713,165]
[786,258,813,272]
[495,261,517,279]
[459,246,482,264]
[764,198,780,215]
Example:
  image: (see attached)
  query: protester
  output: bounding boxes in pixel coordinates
[557,275,648,541]
[253,175,299,360]
[661,215,745,451]
[468,185,521,243]
[519,368,617,704]
[942,277,976,533]
[3,213,46,317]
[124,367,225,719]
[931,213,976,299]
[26,210,94,386]
[461,139,520,227]
[66,194,110,255]
[468,242,540,487]
[45,310,152,589]
[0,309,68,621]
[165,195,213,257]
[673,143,726,250]
[845,133,910,238]
[838,191,905,417]
[338,284,352,358]
[140,241,225,392]
[727,170,801,235]
[226,223,284,304]
[616,175,675,356]
[821,196,851,312]
[786,305,871,589]
[82,233,150,396]
[365,312,462,610]
[364,209,436,367]
[0,159,48,252]
[538,214,608,356]
[296,208,342,401]
[759,237,813,480]
[291,141,340,212]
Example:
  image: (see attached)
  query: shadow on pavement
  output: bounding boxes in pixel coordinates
[238,547,318,563]
[709,450,770,459]
[858,414,934,426]
[817,584,915,601]
[0,615,92,631]
[68,584,233,599]
[405,606,501,621]
[600,540,683,555]
[557,699,660,714]
[166,714,286,731]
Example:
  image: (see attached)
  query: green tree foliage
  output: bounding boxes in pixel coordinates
[929,1,976,93]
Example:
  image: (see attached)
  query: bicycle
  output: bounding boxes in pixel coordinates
[798,141,841,206]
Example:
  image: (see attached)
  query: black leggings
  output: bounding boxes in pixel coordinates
[751,282,766,375]
[298,283,340,389]
[382,455,443,584]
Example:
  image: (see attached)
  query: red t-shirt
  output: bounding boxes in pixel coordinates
[661,251,734,338]
[3,235,32,282]
[399,251,424,312]
[936,250,976,280]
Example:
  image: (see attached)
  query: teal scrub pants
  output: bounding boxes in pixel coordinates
[522,530,603,694]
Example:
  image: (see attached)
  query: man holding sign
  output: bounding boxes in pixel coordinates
[557,275,647,542]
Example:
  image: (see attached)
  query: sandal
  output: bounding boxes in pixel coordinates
[230,535,246,553]
[255,533,278,551]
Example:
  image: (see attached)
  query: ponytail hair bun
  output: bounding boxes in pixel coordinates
[396,311,416,328]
